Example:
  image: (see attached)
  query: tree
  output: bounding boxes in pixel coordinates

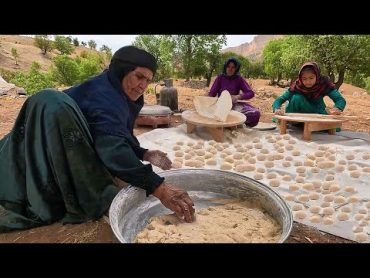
[11,48,19,65]
[50,55,80,86]
[81,41,87,47]
[88,40,97,50]
[33,35,54,55]
[73,37,80,47]
[100,44,112,61]
[9,62,54,95]
[299,35,370,89]
[262,38,285,84]
[54,35,74,55]
[193,35,227,86]
[133,35,175,81]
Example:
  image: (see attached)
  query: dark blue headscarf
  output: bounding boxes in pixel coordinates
[222,57,241,79]
[64,46,157,146]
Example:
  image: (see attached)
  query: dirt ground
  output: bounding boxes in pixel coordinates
[0,79,368,243]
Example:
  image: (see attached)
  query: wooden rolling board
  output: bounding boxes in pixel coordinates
[274,114,344,123]
[273,114,346,141]
[181,110,246,142]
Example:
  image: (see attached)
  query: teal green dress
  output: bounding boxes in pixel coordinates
[272,89,346,131]
[272,89,346,114]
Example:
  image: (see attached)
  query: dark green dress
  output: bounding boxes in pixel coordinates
[0,90,120,232]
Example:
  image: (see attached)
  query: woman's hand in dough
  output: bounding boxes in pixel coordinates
[153,182,195,223]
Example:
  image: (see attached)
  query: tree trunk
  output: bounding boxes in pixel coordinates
[335,69,345,89]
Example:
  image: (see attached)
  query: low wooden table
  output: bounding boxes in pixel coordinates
[181,110,246,142]
[274,113,346,141]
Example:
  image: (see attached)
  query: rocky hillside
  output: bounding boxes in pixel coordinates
[222,35,284,61]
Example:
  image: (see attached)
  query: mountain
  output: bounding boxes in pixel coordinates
[222,35,284,61]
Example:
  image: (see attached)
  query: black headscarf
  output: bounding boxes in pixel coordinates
[108,45,157,82]
[222,57,241,79]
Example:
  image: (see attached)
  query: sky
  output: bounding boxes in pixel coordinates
[66,35,257,53]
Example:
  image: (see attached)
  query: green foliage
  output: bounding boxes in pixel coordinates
[133,35,175,81]
[50,52,105,86]
[33,35,54,55]
[11,48,19,65]
[9,62,54,95]
[365,77,370,92]
[54,35,74,55]
[249,62,267,79]
[263,38,286,83]
[81,41,87,47]
[88,40,97,50]
[50,55,80,86]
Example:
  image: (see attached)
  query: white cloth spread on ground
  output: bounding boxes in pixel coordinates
[137,124,370,243]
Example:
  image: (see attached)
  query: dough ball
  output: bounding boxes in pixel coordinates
[337,212,349,221]
[284,194,295,201]
[256,154,267,161]
[294,161,303,167]
[302,183,314,191]
[233,153,243,160]
[348,195,359,203]
[322,217,334,225]
[295,176,305,183]
[257,168,266,173]
[354,233,368,242]
[220,162,233,170]
[323,194,334,202]
[292,150,300,156]
[350,171,361,178]
[296,166,306,173]
[338,159,347,165]
[253,173,263,180]
[311,167,320,173]
[322,207,335,215]
[345,153,355,160]
[174,151,184,157]
[335,165,345,172]
[320,202,331,208]
[289,184,300,192]
[206,158,217,166]
[334,196,346,204]
[292,204,304,211]
[172,162,182,169]
[194,149,205,156]
[297,194,309,203]
[294,211,307,220]
[310,214,321,223]
[235,164,255,172]
[329,184,341,192]
[173,145,181,151]
[282,175,292,181]
[309,192,320,200]
[309,206,321,214]
[285,156,293,161]
[260,149,269,154]
[264,161,274,168]
[347,164,358,171]
[266,172,277,179]
[269,179,280,187]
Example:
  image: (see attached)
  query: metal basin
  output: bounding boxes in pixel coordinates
[109,169,293,243]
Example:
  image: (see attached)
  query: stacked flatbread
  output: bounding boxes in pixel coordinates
[193,90,232,122]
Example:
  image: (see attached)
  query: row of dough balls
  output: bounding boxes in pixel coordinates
[291,203,370,242]
[172,141,370,176]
